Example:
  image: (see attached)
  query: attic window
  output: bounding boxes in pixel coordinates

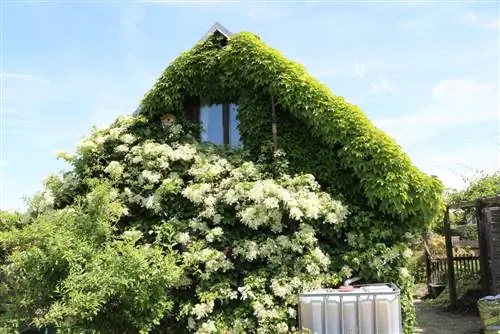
[200,103,241,147]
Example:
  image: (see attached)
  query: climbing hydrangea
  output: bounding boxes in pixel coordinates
[0,116,350,334]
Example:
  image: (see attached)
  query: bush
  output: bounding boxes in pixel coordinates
[0,31,444,333]
[453,224,478,241]
[138,32,443,332]
[0,117,352,333]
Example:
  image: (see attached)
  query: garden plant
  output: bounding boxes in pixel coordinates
[0,31,444,334]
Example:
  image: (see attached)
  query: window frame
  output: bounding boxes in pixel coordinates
[190,100,239,147]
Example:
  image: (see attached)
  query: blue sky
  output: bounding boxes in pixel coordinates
[1,0,499,211]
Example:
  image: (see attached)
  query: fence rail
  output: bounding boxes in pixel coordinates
[428,255,481,286]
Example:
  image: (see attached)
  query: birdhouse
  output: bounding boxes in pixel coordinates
[160,114,176,129]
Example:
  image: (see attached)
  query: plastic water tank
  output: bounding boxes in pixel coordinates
[298,283,401,334]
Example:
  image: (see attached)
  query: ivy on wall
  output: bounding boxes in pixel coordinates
[136,31,444,332]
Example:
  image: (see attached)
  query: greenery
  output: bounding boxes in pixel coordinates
[0,31,444,333]
[412,234,477,284]
[442,171,500,237]
[446,171,500,206]
[424,272,481,307]
[140,32,443,333]
[0,210,23,232]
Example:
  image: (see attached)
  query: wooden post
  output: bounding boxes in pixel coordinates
[476,199,491,296]
[271,95,278,152]
[423,232,432,291]
[444,207,458,308]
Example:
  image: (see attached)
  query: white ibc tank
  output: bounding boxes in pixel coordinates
[298,284,401,334]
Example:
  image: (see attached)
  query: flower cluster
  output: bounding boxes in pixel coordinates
[11,118,353,334]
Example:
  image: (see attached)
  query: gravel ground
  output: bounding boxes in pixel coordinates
[414,300,482,334]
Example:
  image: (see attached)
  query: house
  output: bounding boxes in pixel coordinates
[134,22,443,230]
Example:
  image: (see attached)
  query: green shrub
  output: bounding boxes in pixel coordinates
[453,224,478,241]
[0,117,352,333]
[0,31,444,333]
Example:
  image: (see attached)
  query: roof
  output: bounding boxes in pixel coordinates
[199,22,233,42]
[132,22,233,116]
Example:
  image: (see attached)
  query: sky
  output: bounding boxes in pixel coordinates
[0,0,499,211]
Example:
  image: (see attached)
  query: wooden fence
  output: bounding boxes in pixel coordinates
[427,255,481,286]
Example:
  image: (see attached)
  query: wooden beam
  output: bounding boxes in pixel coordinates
[447,195,500,210]
[223,103,230,146]
[444,207,458,308]
[271,95,278,152]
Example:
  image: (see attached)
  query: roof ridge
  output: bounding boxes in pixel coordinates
[199,22,233,43]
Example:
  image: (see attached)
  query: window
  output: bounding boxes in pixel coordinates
[200,103,241,147]
[200,104,224,145]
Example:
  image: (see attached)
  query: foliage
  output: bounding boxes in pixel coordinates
[414,235,476,259]
[424,272,481,307]
[453,224,478,241]
[1,31,444,333]
[446,171,500,206]
[0,182,184,334]
[444,171,500,234]
[1,117,350,333]
[0,210,23,232]
[138,32,443,333]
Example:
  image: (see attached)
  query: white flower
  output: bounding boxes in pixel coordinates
[115,144,129,153]
[187,317,196,330]
[289,207,304,221]
[56,150,75,161]
[275,322,289,333]
[305,263,320,275]
[403,248,413,259]
[196,320,217,334]
[121,134,136,144]
[192,301,214,319]
[399,267,410,278]
[270,279,292,298]
[39,189,55,210]
[109,127,124,140]
[182,183,212,204]
[140,170,161,184]
[176,232,190,244]
[94,136,106,145]
[205,227,223,243]
[142,195,160,211]
[104,161,124,179]
[77,138,98,153]
[310,247,330,267]
[263,197,280,209]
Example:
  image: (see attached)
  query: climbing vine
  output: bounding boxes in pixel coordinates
[137,31,444,332]
[0,31,444,333]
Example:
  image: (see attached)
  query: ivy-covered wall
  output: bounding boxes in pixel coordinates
[138,30,444,332]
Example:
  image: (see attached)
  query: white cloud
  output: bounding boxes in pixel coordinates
[1,72,50,84]
[376,78,498,131]
[432,77,492,100]
[354,61,365,79]
[460,13,499,30]
[373,77,500,189]
[247,7,289,20]
[368,75,395,94]
[413,146,500,190]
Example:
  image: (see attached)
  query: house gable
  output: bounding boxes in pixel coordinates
[136,23,443,236]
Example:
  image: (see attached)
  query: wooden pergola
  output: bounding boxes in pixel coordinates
[443,195,500,308]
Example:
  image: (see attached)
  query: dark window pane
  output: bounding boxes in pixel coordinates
[200,104,223,145]
[229,103,241,147]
